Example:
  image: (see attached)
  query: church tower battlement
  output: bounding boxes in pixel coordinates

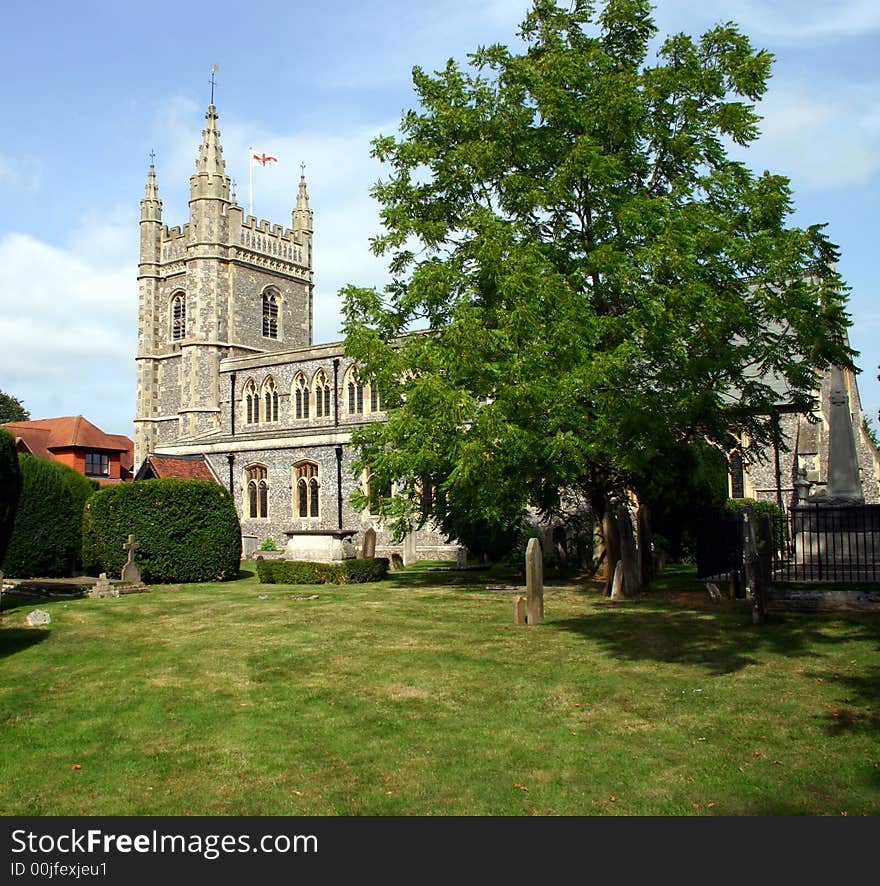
[134,103,314,466]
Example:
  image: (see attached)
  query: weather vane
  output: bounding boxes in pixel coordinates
[149,149,156,165]
[210,64,219,104]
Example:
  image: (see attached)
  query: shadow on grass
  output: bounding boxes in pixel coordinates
[0,628,50,659]
[551,605,880,678]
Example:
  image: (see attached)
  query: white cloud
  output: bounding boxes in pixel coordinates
[0,228,137,433]
[662,1,880,41]
[733,84,880,189]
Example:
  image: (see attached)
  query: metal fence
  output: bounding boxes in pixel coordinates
[773,503,880,583]
[697,503,880,584]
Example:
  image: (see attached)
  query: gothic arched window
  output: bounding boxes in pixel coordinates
[245,465,269,519]
[294,373,310,420]
[244,379,259,425]
[262,376,279,423]
[314,369,332,418]
[262,290,280,339]
[171,293,186,341]
[345,366,365,416]
[293,462,320,519]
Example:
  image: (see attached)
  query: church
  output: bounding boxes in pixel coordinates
[134,102,459,561]
[134,102,880,560]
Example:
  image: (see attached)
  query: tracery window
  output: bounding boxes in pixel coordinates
[245,465,269,519]
[262,376,279,423]
[293,462,320,519]
[244,379,259,424]
[294,373,310,420]
[314,369,332,418]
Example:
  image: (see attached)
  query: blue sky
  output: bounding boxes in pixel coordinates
[1,0,878,441]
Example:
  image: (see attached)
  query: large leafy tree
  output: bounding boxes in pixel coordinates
[0,390,29,424]
[341,0,852,555]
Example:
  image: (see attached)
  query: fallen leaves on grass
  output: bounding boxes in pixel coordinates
[513,783,528,792]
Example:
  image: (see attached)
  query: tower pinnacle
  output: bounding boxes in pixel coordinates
[293,168,313,237]
[191,104,230,200]
[140,160,162,222]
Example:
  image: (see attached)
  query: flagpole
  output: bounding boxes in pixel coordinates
[248,146,254,217]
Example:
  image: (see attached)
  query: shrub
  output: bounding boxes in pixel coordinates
[3,454,78,578]
[259,538,278,552]
[82,479,242,583]
[55,462,98,573]
[0,429,21,566]
[257,557,389,585]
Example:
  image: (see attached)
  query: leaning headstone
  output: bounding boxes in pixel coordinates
[610,560,625,600]
[26,609,51,627]
[390,552,404,570]
[361,527,377,559]
[706,582,722,602]
[121,534,142,584]
[456,546,467,568]
[514,595,528,624]
[525,537,544,625]
[402,531,417,567]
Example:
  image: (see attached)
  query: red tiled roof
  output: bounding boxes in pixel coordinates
[141,454,217,482]
[2,416,132,454]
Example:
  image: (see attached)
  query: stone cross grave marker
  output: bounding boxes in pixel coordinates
[362,526,377,559]
[122,534,142,584]
[525,537,544,625]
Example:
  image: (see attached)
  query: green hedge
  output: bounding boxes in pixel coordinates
[82,479,241,583]
[3,454,83,578]
[256,557,389,585]
[0,429,21,566]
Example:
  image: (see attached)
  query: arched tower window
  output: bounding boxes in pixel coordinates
[245,465,269,519]
[262,376,279,423]
[314,369,332,419]
[244,379,259,425]
[293,462,320,519]
[294,373,310,420]
[171,293,186,341]
[262,290,280,339]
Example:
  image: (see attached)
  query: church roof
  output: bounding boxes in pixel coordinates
[135,453,218,483]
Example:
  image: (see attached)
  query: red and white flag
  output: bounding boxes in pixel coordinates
[250,149,278,167]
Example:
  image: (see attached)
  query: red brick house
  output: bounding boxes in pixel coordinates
[2,416,134,486]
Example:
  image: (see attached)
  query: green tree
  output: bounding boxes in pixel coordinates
[341,0,852,566]
[3,455,78,578]
[0,429,22,566]
[0,390,29,424]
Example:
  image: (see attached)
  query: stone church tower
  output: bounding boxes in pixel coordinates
[134,104,314,466]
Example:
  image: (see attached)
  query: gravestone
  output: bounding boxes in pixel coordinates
[89,573,118,599]
[121,534,141,584]
[610,560,625,600]
[26,609,51,626]
[525,537,544,625]
[514,594,528,624]
[361,527,377,559]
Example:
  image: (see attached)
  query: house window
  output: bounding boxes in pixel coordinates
[171,293,186,341]
[294,373,310,420]
[262,291,279,339]
[262,377,279,423]
[85,451,109,477]
[314,369,331,418]
[244,379,259,424]
[245,465,269,519]
[293,462,319,518]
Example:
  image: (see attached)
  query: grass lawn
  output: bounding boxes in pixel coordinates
[1,564,878,816]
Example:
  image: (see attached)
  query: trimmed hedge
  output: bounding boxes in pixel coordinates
[82,479,242,583]
[256,557,389,585]
[3,454,82,578]
[0,429,21,566]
